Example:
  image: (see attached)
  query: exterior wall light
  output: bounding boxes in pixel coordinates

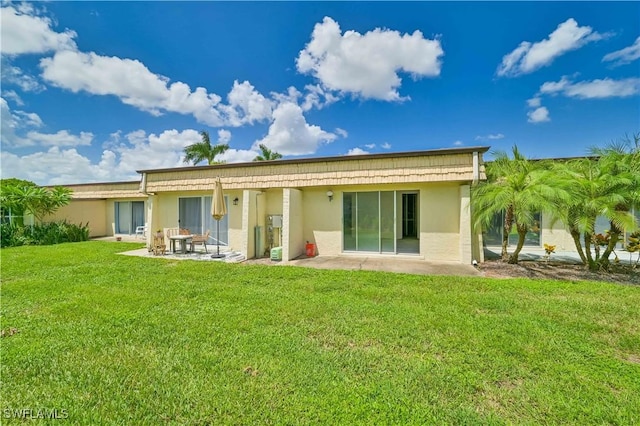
[326,190,334,202]
[233,197,239,205]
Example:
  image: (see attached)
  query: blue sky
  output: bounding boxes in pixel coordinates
[1,1,639,185]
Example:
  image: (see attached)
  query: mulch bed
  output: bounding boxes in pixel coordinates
[478,259,640,285]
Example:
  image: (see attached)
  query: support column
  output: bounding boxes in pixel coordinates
[459,185,473,264]
[283,188,303,261]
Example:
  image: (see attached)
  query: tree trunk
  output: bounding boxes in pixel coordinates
[508,224,527,264]
[598,221,623,271]
[502,207,514,261]
[569,227,588,265]
[584,233,598,271]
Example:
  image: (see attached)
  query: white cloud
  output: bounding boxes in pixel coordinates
[217,80,273,126]
[540,76,640,99]
[497,18,606,77]
[1,63,46,92]
[0,5,77,56]
[603,37,640,67]
[475,133,505,141]
[453,140,464,146]
[296,16,443,101]
[254,102,336,155]
[335,128,349,138]
[0,147,120,185]
[219,149,258,164]
[346,147,369,156]
[527,107,550,123]
[217,129,232,145]
[1,97,94,147]
[364,143,376,149]
[2,90,24,106]
[25,130,93,147]
[301,84,340,111]
[40,50,227,126]
[527,97,542,108]
[381,142,391,149]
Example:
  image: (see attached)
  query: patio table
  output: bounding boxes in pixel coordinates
[169,234,193,254]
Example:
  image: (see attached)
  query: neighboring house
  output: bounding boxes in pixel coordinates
[48,147,489,264]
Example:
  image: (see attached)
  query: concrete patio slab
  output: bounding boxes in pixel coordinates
[284,255,481,277]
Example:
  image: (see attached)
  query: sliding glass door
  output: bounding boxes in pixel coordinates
[343,191,415,254]
[179,196,228,245]
[115,201,144,234]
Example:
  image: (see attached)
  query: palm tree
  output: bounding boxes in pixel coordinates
[472,146,566,264]
[183,131,229,165]
[551,136,639,270]
[253,144,283,161]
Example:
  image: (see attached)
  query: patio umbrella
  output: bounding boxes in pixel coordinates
[210,177,227,258]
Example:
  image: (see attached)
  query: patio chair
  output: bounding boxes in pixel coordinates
[151,231,166,256]
[190,230,210,253]
[179,228,191,235]
[135,224,147,238]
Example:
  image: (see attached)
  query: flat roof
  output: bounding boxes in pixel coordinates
[136,146,490,174]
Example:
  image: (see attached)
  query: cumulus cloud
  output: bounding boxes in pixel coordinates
[475,133,505,141]
[296,17,443,101]
[346,147,369,156]
[2,89,24,106]
[254,102,336,155]
[539,76,640,99]
[0,4,77,56]
[1,97,93,147]
[602,37,640,67]
[453,140,464,146]
[381,142,392,149]
[0,147,120,185]
[527,107,550,123]
[364,143,376,149]
[1,63,46,92]
[527,97,542,108]
[39,50,229,125]
[25,130,93,147]
[497,18,607,77]
[217,80,274,126]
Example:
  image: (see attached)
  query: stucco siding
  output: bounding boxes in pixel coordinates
[421,183,461,261]
[45,199,107,237]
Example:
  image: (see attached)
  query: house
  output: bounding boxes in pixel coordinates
[50,146,490,264]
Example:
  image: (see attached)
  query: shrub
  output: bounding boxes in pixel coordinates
[0,221,90,247]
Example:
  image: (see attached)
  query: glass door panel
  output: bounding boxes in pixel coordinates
[356,192,379,252]
[343,192,357,251]
[380,191,395,252]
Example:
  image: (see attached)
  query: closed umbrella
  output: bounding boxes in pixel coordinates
[211,177,227,258]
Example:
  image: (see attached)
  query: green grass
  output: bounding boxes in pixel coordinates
[1,242,639,424]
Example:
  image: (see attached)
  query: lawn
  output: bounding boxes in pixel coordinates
[1,242,639,424]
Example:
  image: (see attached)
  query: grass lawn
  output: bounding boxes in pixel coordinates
[2,242,639,424]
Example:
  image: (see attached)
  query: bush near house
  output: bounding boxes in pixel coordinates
[0,221,90,247]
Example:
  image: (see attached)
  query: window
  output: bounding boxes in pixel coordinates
[483,211,541,247]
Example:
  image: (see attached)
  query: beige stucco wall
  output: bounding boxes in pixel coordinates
[421,183,461,261]
[302,187,342,256]
[298,183,464,261]
[283,188,304,261]
[44,199,107,237]
[539,211,574,251]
